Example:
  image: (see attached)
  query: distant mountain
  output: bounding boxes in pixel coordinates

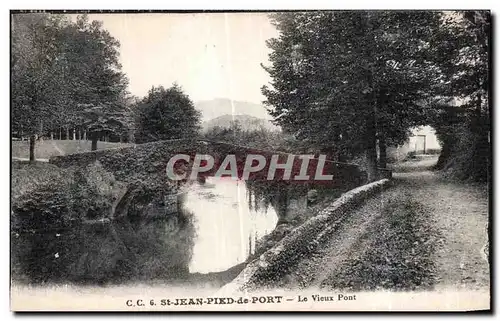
[195,98,273,121]
[202,114,280,132]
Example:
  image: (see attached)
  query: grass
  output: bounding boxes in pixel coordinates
[11,139,132,159]
[320,194,438,291]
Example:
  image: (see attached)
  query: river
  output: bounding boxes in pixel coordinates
[11,176,312,286]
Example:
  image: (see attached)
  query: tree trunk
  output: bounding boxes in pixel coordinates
[363,12,379,182]
[435,137,451,170]
[66,127,69,140]
[378,134,387,169]
[29,135,36,163]
[365,110,378,182]
[83,130,87,141]
[128,130,134,144]
[365,145,378,182]
[39,120,44,142]
[91,133,98,151]
[59,128,62,140]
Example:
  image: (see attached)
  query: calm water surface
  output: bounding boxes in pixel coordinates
[11,177,294,285]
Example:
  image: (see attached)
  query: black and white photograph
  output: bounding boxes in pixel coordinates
[9,9,491,311]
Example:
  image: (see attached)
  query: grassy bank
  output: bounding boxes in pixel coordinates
[12,139,132,159]
[11,161,73,200]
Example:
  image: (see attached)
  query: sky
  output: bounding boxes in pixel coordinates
[82,13,279,105]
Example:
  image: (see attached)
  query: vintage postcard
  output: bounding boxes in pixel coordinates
[10,10,491,311]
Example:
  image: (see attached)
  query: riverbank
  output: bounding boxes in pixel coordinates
[11,161,72,200]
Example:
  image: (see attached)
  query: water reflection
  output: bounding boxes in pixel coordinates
[182,177,279,273]
[11,176,288,285]
[11,213,195,284]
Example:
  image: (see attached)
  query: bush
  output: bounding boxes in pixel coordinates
[12,161,127,230]
[435,124,489,182]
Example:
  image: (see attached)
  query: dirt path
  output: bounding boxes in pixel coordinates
[277,156,489,291]
[399,170,489,290]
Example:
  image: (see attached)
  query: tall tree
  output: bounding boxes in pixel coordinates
[134,84,201,144]
[12,13,130,157]
[262,11,443,180]
[64,15,130,148]
[12,14,71,161]
[428,11,490,181]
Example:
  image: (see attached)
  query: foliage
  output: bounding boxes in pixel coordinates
[204,120,290,152]
[11,160,125,230]
[262,11,489,181]
[134,84,201,143]
[11,13,71,136]
[429,12,490,181]
[263,12,439,147]
[64,15,131,139]
[12,13,132,157]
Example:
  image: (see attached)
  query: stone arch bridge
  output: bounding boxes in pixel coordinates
[47,139,376,223]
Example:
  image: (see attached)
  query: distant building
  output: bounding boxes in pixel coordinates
[387,126,442,161]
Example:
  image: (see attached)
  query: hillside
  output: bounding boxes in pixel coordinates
[195,98,273,121]
[202,114,280,132]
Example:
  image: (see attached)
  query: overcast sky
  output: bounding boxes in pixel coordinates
[82,13,278,105]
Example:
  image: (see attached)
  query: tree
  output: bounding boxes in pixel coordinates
[80,102,130,150]
[262,11,443,180]
[63,15,130,147]
[427,11,490,181]
[12,14,71,161]
[134,85,201,144]
[12,13,130,158]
